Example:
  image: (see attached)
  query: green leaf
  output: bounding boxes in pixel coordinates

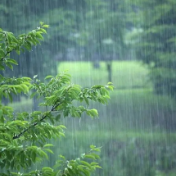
[107,82,113,85]
[107,85,114,90]
[44,148,54,154]
[42,167,53,176]
[0,64,5,70]
[84,154,96,160]
[43,25,49,28]
[15,48,20,55]
[84,97,89,105]
[0,110,4,123]
[90,145,101,152]
[40,28,47,34]
[45,75,53,80]
[44,144,53,148]
[80,161,92,169]
[0,49,5,58]
[55,114,61,121]
[40,21,44,25]
[63,109,69,117]
[30,92,37,98]
[36,32,44,40]
[86,109,98,118]
[7,59,18,65]
[33,75,38,79]
[100,87,109,96]
[6,62,13,70]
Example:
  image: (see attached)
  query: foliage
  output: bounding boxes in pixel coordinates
[0,1,58,79]
[0,0,128,80]
[0,24,113,175]
[74,0,126,60]
[133,0,176,98]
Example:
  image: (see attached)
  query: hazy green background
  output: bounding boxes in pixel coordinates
[10,61,176,176]
[1,0,176,175]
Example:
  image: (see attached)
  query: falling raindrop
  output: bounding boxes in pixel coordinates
[1,0,176,175]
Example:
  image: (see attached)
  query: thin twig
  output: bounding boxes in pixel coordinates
[12,101,62,140]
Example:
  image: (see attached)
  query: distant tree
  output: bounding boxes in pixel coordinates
[134,0,176,98]
[0,0,128,83]
[0,0,87,79]
[73,0,127,82]
[0,24,113,175]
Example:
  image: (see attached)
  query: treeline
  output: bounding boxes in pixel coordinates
[1,0,176,98]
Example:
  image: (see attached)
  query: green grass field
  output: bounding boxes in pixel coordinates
[57,61,176,131]
[58,61,151,89]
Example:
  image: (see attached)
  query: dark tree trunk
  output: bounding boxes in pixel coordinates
[106,61,112,82]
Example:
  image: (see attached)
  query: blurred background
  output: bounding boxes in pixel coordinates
[1,0,176,175]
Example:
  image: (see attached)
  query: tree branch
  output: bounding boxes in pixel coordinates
[12,101,62,140]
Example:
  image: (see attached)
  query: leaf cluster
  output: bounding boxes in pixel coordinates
[0,22,48,71]
[0,24,113,175]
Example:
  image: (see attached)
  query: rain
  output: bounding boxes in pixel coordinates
[1,0,176,175]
